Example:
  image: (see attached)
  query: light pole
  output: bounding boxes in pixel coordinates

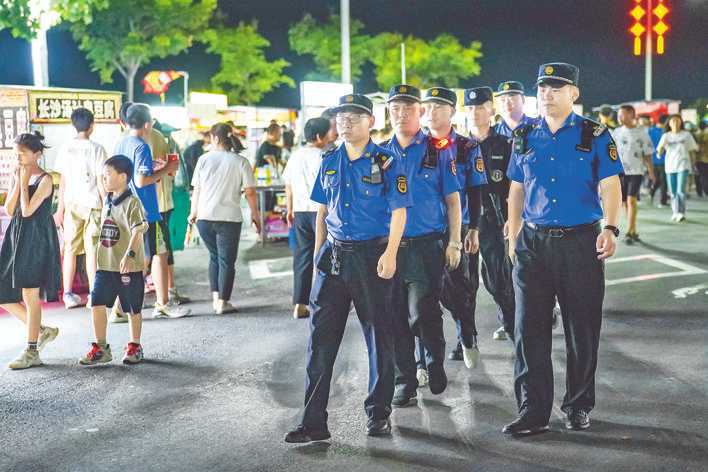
[629,0,670,101]
[340,0,351,84]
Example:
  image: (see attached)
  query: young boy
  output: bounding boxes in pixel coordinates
[54,107,108,308]
[79,155,149,365]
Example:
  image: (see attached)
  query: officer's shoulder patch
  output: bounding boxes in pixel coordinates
[608,141,618,161]
[396,175,408,194]
[475,157,485,173]
[450,159,457,176]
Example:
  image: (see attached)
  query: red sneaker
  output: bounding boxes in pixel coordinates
[122,343,144,365]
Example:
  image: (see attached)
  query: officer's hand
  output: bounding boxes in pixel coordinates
[464,229,479,254]
[445,246,461,270]
[508,238,517,265]
[377,250,397,279]
[596,230,616,260]
[503,221,510,240]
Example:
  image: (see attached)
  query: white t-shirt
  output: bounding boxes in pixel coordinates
[55,138,108,210]
[611,126,654,175]
[658,131,698,173]
[282,144,323,213]
[191,150,256,223]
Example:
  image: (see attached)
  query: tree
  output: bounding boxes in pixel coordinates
[202,22,294,105]
[288,14,372,83]
[67,0,217,101]
[0,0,107,39]
[369,33,483,91]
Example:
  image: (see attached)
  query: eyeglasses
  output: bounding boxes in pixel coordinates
[335,114,366,125]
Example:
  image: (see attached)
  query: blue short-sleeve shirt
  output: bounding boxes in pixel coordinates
[381,130,459,237]
[506,112,624,227]
[114,135,161,223]
[443,129,487,224]
[310,140,412,241]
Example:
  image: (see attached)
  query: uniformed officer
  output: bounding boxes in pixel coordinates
[284,94,411,443]
[380,85,462,406]
[504,63,623,436]
[494,81,534,139]
[417,87,487,372]
[446,87,516,363]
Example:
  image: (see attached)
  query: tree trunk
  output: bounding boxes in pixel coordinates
[126,67,136,102]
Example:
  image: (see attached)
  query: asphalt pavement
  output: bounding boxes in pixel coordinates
[1,196,706,472]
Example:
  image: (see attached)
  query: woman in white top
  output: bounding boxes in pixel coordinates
[188,123,260,314]
[657,115,699,222]
[282,118,335,319]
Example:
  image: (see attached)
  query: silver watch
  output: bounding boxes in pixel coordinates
[448,241,463,250]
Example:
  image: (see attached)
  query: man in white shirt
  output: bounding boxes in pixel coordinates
[54,108,108,308]
[612,104,655,244]
[282,118,335,319]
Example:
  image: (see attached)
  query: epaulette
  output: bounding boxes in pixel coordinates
[374,150,393,170]
[582,117,608,137]
[577,117,606,152]
[455,134,478,164]
[512,123,533,154]
[321,147,337,159]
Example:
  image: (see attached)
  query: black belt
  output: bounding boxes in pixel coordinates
[327,235,388,251]
[525,221,600,238]
[400,232,443,248]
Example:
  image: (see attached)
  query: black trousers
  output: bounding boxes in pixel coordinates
[196,220,242,301]
[440,225,479,347]
[302,238,395,429]
[393,235,445,393]
[513,223,604,422]
[650,164,669,205]
[476,213,516,337]
[696,162,708,197]
[292,212,317,305]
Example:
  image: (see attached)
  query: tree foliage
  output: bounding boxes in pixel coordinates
[67,0,216,101]
[288,14,373,82]
[202,22,295,105]
[0,0,107,39]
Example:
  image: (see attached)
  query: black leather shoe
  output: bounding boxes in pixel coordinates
[284,425,331,443]
[427,362,448,395]
[366,418,392,436]
[565,409,590,431]
[502,416,550,437]
[392,386,417,407]
[448,342,463,361]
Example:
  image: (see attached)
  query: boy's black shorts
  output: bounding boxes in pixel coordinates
[91,270,144,315]
[621,174,643,201]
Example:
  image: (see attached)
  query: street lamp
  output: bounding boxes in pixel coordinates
[629,0,671,101]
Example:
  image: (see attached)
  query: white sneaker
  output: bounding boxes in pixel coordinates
[552,304,561,330]
[109,306,129,324]
[153,302,191,319]
[37,326,59,351]
[8,348,42,370]
[463,346,480,369]
[416,368,429,388]
[63,292,83,309]
[677,213,686,222]
[212,292,219,312]
[493,326,508,341]
[215,300,238,315]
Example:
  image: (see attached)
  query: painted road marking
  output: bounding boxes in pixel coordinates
[606,254,707,286]
[672,283,708,299]
[249,258,293,280]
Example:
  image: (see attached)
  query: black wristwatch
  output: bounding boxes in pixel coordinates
[603,225,620,237]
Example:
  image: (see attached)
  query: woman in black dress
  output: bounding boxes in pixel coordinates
[0,132,61,370]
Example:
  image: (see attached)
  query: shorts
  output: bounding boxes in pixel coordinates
[64,206,101,257]
[160,210,174,265]
[91,270,144,314]
[144,219,169,260]
[621,174,643,201]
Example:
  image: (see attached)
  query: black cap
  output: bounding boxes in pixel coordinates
[331,94,374,115]
[422,87,457,107]
[536,62,579,88]
[387,84,421,103]
[464,87,494,106]
[496,81,525,96]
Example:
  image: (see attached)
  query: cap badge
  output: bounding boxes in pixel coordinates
[544,66,554,75]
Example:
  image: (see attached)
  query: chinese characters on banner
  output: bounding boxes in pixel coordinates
[29,91,121,123]
[0,88,30,194]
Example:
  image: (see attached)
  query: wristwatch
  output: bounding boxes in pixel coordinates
[127,250,136,258]
[603,225,620,237]
[448,241,463,251]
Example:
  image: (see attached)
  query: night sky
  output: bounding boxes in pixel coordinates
[0,0,706,110]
